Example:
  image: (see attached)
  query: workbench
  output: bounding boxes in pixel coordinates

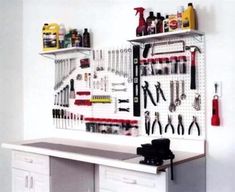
[2,138,206,192]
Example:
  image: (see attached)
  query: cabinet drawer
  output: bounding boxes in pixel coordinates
[12,151,49,175]
[99,166,166,192]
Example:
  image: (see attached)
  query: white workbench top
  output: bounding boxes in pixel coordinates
[1,137,205,174]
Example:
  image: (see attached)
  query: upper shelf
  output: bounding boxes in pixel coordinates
[39,47,92,57]
[127,29,204,44]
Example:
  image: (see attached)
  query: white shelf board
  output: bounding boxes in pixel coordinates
[127,29,204,43]
[39,47,92,56]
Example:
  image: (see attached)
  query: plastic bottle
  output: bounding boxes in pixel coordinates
[182,3,197,30]
[169,15,178,32]
[42,23,49,49]
[177,6,184,30]
[83,28,90,47]
[42,23,59,51]
[155,12,164,33]
[58,24,66,48]
[146,11,156,35]
[134,7,147,36]
[163,15,169,33]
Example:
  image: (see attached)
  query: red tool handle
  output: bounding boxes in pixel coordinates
[211,96,220,126]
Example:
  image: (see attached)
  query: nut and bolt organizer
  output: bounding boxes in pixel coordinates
[41,30,205,139]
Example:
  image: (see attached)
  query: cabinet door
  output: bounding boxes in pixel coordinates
[12,168,29,192]
[29,173,50,192]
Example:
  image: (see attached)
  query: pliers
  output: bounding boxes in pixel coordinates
[188,116,200,136]
[165,115,175,134]
[151,112,162,135]
[155,82,166,103]
[142,81,157,109]
[145,111,151,135]
[177,114,184,135]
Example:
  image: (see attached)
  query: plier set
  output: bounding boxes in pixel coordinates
[142,81,166,109]
[144,112,200,136]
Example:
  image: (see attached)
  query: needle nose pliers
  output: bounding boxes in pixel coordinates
[188,116,200,136]
[142,81,157,109]
[177,114,184,135]
[165,115,175,134]
[145,111,151,135]
[151,112,162,135]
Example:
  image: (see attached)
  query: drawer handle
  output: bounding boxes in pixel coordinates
[25,176,28,188]
[24,158,33,163]
[30,176,34,189]
[122,177,137,184]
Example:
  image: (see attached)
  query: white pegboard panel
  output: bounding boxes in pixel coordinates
[140,34,206,140]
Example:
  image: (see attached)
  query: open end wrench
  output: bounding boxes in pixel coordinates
[175,80,181,106]
[180,80,186,100]
[169,81,176,112]
[108,50,111,71]
[127,48,133,83]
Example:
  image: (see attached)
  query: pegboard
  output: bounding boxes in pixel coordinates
[139,34,206,140]
[50,33,205,140]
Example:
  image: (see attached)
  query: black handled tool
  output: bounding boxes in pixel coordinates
[70,79,75,99]
[188,116,200,136]
[145,111,151,135]
[142,81,157,109]
[177,115,184,135]
[165,115,175,134]
[155,82,166,103]
[151,112,162,135]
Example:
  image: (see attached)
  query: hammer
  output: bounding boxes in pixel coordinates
[186,46,201,89]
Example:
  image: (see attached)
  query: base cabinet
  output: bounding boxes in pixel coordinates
[99,157,206,192]
[11,151,205,192]
[12,151,50,192]
[12,169,49,192]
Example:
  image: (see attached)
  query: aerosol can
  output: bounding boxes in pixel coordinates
[134,7,147,36]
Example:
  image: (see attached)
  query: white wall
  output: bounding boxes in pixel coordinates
[0,0,23,192]
[21,0,235,192]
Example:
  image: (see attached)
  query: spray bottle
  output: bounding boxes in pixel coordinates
[134,7,147,37]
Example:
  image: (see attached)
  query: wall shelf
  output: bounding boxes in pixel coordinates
[39,47,92,59]
[127,29,204,44]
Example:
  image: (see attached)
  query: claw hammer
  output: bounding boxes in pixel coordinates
[186,46,201,89]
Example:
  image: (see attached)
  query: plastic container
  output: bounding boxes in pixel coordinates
[42,23,59,51]
[146,12,156,35]
[177,6,184,30]
[58,24,66,48]
[182,3,197,30]
[83,28,90,47]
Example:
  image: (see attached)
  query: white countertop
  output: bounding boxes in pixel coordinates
[1,137,205,174]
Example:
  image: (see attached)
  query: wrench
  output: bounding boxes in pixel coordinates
[112,88,127,92]
[175,80,181,106]
[108,50,111,71]
[124,48,128,77]
[127,48,133,83]
[180,80,186,100]
[120,49,124,76]
[111,50,115,73]
[115,49,120,75]
[169,81,176,112]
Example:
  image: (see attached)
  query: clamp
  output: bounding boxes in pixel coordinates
[177,114,184,135]
[142,81,157,109]
[151,112,162,135]
[188,116,200,136]
[145,111,151,135]
[165,115,175,134]
[155,82,166,103]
